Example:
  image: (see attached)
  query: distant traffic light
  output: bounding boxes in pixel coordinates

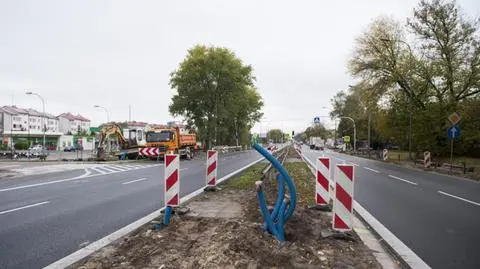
[292,131,295,136]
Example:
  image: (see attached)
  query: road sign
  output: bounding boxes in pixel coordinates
[448,112,461,125]
[343,136,350,143]
[447,125,461,140]
[314,116,320,124]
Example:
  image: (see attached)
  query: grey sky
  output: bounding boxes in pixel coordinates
[1,0,479,134]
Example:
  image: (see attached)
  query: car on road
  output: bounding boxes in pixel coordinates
[63,146,76,152]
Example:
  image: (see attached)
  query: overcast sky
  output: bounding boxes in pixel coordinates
[1,0,479,134]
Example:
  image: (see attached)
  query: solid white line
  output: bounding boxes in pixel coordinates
[301,152,430,269]
[0,201,50,215]
[437,191,480,207]
[122,178,147,185]
[0,165,20,169]
[0,170,91,192]
[350,162,359,167]
[364,167,380,173]
[388,175,418,185]
[354,202,431,269]
[179,168,188,171]
[43,156,265,269]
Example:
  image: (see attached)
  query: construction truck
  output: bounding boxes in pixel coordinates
[96,123,143,160]
[309,136,324,150]
[145,126,196,159]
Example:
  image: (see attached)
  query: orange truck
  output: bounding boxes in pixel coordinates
[145,126,196,158]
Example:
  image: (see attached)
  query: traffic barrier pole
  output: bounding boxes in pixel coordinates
[383,149,388,161]
[424,151,431,168]
[206,150,218,187]
[316,157,331,207]
[332,164,354,232]
[163,154,179,226]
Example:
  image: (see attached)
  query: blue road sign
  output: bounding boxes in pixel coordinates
[314,116,320,124]
[447,125,461,140]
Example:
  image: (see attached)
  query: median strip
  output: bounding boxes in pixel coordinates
[437,191,480,207]
[0,201,50,215]
[387,175,417,185]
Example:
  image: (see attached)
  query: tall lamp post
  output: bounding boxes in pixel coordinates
[26,91,46,149]
[380,38,414,160]
[339,116,356,152]
[94,105,110,123]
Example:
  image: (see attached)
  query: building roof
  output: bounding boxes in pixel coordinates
[0,105,56,118]
[127,121,148,127]
[57,112,90,122]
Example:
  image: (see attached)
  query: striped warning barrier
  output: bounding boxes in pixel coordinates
[139,147,160,157]
[383,149,388,161]
[424,151,431,168]
[316,157,331,206]
[164,154,180,207]
[332,164,354,231]
[206,150,218,186]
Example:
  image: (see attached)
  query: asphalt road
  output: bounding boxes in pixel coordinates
[0,150,263,269]
[302,146,480,269]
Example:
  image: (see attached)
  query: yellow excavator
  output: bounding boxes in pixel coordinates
[96,123,140,160]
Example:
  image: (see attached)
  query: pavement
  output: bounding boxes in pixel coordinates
[302,146,480,269]
[0,150,263,269]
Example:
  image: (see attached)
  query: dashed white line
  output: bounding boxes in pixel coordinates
[437,191,480,207]
[364,167,380,173]
[122,178,147,185]
[179,168,188,171]
[388,175,417,185]
[0,201,50,215]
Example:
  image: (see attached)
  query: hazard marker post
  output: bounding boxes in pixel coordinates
[163,154,179,226]
[204,150,218,191]
[312,157,331,211]
[332,164,354,232]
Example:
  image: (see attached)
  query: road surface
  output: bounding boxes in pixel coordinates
[302,146,480,269]
[0,150,263,269]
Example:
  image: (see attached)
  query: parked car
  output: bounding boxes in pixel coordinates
[63,146,76,152]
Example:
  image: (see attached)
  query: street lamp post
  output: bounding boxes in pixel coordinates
[94,105,110,123]
[339,116,356,152]
[380,38,414,160]
[26,91,46,149]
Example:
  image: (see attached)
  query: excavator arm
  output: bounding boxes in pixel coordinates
[96,124,130,159]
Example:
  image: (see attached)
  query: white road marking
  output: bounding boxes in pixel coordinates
[0,170,90,192]
[388,175,417,185]
[0,165,21,169]
[350,162,359,167]
[107,165,128,171]
[437,191,480,207]
[122,178,147,185]
[0,201,50,215]
[90,167,107,174]
[96,166,116,173]
[179,168,188,171]
[364,167,380,173]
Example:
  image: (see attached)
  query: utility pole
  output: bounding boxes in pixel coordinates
[26,91,46,150]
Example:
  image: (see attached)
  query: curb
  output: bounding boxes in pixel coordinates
[299,150,431,269]
[43,156,265,269]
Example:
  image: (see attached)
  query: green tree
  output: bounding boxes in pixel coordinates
[267,129,283,143]
[169,45,263,148]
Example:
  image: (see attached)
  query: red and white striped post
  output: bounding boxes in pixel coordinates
[164,154,180,207]
[206,150,218,188]
[316,157,331,207]
[332,164,354,231]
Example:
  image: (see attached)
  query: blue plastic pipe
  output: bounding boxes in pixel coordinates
[256,182,279,238]
[163,206,172,226]
[263,173,285,230]
[253,144,297,218]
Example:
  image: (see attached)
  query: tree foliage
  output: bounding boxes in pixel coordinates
[339,0,480,156]
[169,45,263,148]
[267,129,283,143]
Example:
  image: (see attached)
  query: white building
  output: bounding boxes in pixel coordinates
[57,113,91,135]
[0,105,62,148]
